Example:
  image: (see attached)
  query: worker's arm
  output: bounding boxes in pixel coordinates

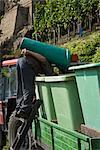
[21,49,46,63]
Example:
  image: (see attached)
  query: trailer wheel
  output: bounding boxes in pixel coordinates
[8,111,32,150]
[0,128,3,150]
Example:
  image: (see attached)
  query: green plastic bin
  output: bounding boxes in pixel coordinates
[69,63,100,130]
[35,82,46,119]
[45,74,84,130]
[35,77,57,121]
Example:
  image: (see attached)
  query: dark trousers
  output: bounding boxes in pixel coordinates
[16,56,52,114]
[16,57,36,114]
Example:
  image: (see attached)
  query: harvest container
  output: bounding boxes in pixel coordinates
[35,77,57,121]
[69,63,100,130]
[45,74,84,130]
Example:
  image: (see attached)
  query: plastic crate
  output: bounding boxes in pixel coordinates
[44,74,84,130]
[69,63,100,130]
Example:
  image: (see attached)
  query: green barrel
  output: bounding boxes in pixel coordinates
[69,63,100,130]
[35,76,57,122]
[20,37,71,68]
[35,77,47,119]
[44,74,84,130]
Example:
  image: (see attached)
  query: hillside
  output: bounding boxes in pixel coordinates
[61,30,100,63]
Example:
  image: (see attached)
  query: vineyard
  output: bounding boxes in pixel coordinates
[33,0,100,43]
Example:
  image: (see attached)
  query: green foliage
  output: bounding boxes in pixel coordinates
[33,0,100,63]
[62,31,100,62]
[34,2,45,32]
[33,0,99,34]
[92,48,100,63]
[2,67,10,77]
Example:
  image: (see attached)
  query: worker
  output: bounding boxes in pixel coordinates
[15,48,53,119]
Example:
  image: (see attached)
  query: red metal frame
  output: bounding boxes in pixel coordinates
[0,101,4,124]
[2,59,18,67]
[0,59,18,125]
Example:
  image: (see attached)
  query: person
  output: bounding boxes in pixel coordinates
[78,21,83,37]
[15,48,53,119]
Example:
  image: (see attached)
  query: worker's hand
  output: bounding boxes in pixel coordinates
[21,48,27,55]
[21,49,33,56]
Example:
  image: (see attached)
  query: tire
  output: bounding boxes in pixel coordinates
[0,128,3,150]
[0,127,6,150]
[8,111,32,150]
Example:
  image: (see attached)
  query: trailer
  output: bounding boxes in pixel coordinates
[0,38,100,149]
[1,58,100,150]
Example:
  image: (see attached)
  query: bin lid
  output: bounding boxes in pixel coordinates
[35,76,45,82]
[69,63,100,71]
[44,74,75,82]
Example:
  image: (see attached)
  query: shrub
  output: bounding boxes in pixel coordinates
[62,31,100,63]
[92,48,100,63]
